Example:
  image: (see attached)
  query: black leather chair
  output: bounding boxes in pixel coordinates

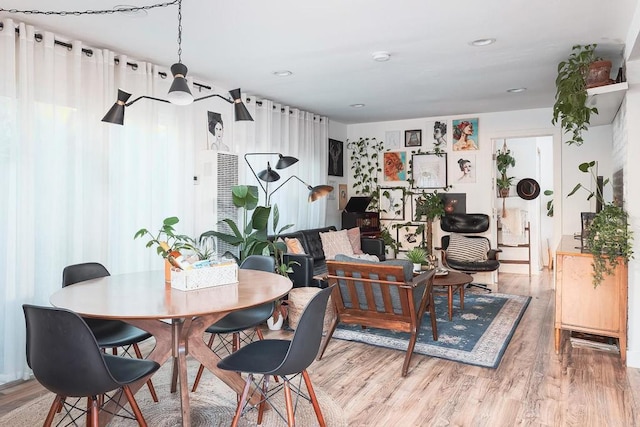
[437,213,501,292]
[22,304,160,427]
[62,262,158,401]
[191,255,276,392]
[217,285,334,427]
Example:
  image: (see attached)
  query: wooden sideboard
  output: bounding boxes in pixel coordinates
[554,235,628,363]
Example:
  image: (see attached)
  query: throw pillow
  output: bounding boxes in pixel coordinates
[284,237,306,254]
[446,233,489,262]
[319,229,354,260]
[346,227,364,254]
[350,253,379,262]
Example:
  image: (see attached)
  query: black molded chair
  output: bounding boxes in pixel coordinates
[23,304,160,427]
[191,255,276,392]
[217,285,334,427]
[437,213,501,292]
[62,262,158,401]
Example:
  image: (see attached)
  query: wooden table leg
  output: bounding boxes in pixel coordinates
[459,285,465,311]
[447,287,454,321]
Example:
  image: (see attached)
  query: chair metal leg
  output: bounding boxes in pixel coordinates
[467,282,492,292]
[302,369,326,427]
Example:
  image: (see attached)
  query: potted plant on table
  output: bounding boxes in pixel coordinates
[412,190,446,259]
[552,44,613,146]
[567,161,633,286]
[405,247,428,273]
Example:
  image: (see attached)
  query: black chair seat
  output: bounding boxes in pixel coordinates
[445,258,500,272]
[89,320,153,348]
[205,303,274,334]
[104,354,160,385]
[217,339,291,374]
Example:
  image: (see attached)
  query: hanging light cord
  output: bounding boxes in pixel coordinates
[176,0,183,64]
[0,1,179,16]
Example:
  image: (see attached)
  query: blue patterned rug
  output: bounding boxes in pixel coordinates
[331,291,531,368]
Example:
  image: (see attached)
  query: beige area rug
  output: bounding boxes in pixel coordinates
[0,357,346,426]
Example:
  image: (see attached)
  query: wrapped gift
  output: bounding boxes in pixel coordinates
[171,261,238,291]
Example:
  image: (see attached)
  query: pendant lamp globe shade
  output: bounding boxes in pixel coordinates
[167,63,194,105]
[229,88,254,121]
[309,185,334,202]
[102,89,132,125]
[275,155,299,169]
[258,168,280,182]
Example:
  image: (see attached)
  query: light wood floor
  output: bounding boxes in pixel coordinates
[2,271,640,426]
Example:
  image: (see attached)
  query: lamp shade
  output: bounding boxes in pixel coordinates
[167,63,194,105]
[309,185,334,202]
[275,155,299,169]
[257,163,281,182]
[102,89,132,125]
[229,88,254,121]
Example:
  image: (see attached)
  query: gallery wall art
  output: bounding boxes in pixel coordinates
[452,118,479,151]
[412,153,448,189]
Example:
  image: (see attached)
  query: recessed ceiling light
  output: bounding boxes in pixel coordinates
[470,38,496,47]
[273,70,293,77]
[350,104,365,108]
[507,87,527,93]
[113,5,148,17]
[371,51,391,62]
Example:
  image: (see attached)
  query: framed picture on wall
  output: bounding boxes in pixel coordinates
[452,118,479,151]
[328,139,344,176]
[411,153,448,189]
[440,193,467,215]
[385,130,401,149]
[404,129,422,147]
[338,184,348,210]
[380,187,406,220]
[428,120,448,152]
[383,151,407,181]
[207,111,230,151]
[327,180,337,200]
[396,223,425,253]
[452,153,476,183]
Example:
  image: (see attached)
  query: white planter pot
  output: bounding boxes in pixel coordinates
[413,263,422,273]
[267,315,284,330]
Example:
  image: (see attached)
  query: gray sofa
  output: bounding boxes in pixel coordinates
[277,226,386,287]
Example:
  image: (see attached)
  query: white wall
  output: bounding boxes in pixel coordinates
[326,120,348,229]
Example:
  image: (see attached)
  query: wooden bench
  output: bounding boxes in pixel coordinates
[317,261,437,376]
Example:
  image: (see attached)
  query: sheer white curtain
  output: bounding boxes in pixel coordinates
[0,19,197,384]
[238,97,329,232]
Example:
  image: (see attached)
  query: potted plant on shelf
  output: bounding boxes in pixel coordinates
[567,161,633,286]
[412,190,445,258]
[552,44,613,146]
[405,247,428,272]
[496,146,516,215]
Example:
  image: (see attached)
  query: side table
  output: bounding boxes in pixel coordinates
[432,271,473,320]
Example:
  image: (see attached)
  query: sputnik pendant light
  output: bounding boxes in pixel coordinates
[101,0,253,124]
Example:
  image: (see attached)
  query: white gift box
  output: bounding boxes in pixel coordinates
[171,261,239,291]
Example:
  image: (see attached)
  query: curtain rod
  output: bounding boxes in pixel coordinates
[0,21,211,92]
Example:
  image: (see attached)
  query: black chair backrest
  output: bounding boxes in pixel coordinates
[62,262,110,287]
[23,304,119,397]
[240,255,275,272]
[272,285,334,375]
[440,213,490,233]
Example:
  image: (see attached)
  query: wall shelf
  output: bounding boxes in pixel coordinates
[586,82,628,126]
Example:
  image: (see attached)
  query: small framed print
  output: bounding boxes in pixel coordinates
[411,153,448,189]
[385,130,401,149]
[380,187,406,220]
[410,194,427,223]
[338,184,348,210]
[396,223,425,253]
[405,129,422,147]
[327,180,337,200]
[440,193,467,215]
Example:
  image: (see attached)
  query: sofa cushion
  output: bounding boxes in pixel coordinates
[447,233,489,262]
[346,227,364,254]
[300,226,336,262]
[320,229,354,260]
[285,237,306,254]
[334,254,413,282]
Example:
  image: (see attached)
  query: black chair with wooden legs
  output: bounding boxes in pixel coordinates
[62,262,158,402]
[217,285,334,427]
[191,255,276,392]
[23,304,160,427]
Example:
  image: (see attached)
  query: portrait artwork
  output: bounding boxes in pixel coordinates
[452,118,479,151]
[385,130,401,149]
[431,120,447,152]
[328,139,344,176]
[338,184,348,210]
[383,151,406,181]
[454,153,476,183]
[405,129,422,147]
[207,111,230,151]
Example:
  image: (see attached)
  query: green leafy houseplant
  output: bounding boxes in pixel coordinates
[412,190,445,255]
[552,44,600,146]
[405,247,427,264]
[134,216,195,258]
[567,161,633,286]
[495,147,516,197]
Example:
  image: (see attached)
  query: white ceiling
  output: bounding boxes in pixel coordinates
[1,0,639,124]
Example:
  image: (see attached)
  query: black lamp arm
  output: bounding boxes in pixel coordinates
[125,95,171,107]
[244,153,268,195]
[267,175,310,206]
[193,93,233,104]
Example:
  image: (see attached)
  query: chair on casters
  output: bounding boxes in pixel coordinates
[191,255,276,392]
[217,285,334,427]
[62,262,158,402]
[437,213,501,292]
[23,304,160,427]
